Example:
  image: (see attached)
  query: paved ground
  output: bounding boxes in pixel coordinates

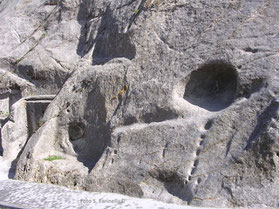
[0,179,231,209]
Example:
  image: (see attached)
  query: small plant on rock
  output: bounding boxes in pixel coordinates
[44,155,63,161]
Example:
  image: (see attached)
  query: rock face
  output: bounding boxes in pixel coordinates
[1,0,279,208]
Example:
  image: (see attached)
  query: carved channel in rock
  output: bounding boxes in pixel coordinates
[184,129,209,204]
[184,61,238,111]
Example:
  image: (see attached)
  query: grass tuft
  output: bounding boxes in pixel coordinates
[44,155,63,161]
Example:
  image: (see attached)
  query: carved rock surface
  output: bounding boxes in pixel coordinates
[1,0,279,208]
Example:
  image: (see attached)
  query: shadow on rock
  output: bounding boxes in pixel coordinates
[76,2,136,64]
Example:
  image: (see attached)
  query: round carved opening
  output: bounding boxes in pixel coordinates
[68,122,85,141]
[183,61,238,111]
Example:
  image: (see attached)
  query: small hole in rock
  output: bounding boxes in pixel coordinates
[114,150,117,154]
[117,136,121,144]
[191,167,197,175]
[244,47,258,53]
[68,122,85,141]
[199,140,204,146]
[196,148,201,156]
[200,134,206,139]
[193,159,199,167]
[205,120,213,130]
[183,60,238,111]
[197,178,202,184]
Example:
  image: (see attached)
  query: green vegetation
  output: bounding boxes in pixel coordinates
[44,155,63,161]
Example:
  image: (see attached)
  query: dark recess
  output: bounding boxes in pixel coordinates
[244,47,258,53]
[184,61,238,111]
[204,119,214,130]
[150,169,195,203]
[68,122,85,141]
[26,102,50,138]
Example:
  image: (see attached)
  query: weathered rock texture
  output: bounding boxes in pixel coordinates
[1,0,279,208]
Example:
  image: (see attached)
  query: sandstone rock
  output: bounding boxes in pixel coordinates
[0,0,279,208]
